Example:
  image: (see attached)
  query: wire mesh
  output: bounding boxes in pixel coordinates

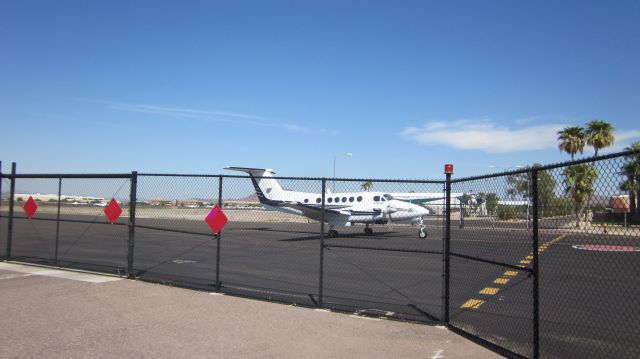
[2,150,639,359]
[8,178,62,264]
[0,175,11,260]
[133,175,221,288]
[538,155,640,359]
[322,179,444,322]
[5,177,131,273]
[216,176,322,305]
[449,175,535,358]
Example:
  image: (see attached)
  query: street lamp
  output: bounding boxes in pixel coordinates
[333,153,353,192]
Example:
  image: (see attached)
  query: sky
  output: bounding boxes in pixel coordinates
[1,0,639,180]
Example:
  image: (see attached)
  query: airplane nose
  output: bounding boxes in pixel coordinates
[418,206,430,216]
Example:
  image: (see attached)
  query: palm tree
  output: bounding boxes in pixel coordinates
[621,142,640,215]
[361,181,373,192]
[557,126,586,160]
[564,164,598,228]
[585,120,615,157]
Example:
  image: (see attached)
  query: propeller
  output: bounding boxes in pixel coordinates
[382,204,399,223]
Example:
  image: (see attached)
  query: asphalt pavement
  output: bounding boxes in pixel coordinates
[2,214,640,358]
[0,262,502,359]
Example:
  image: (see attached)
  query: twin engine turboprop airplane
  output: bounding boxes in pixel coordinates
[224,167,431,238]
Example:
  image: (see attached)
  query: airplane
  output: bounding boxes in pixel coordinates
[224,167,432,238]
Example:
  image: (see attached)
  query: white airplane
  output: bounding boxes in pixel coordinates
[224,167,432,238]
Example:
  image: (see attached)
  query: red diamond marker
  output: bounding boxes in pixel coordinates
[104,198,122,224]
[23,196,38,220]
[205,205,228,235]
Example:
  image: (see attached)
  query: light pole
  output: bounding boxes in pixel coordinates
[333,153,353,192]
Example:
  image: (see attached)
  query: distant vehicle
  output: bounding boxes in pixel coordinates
[225,167,432,238]
[94,202,108,207]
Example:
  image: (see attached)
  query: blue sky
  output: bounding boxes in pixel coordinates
[1,0,639,179]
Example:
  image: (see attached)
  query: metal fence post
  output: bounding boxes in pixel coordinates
[443,166,452,325]
[0,161,2,260]
[319,178,326,307]
[54,177,62,265]
[531,169,540,359]
[216,176,223,292]
[127,171,138,278]
[6,162,16,260]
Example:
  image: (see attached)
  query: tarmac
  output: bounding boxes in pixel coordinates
[0,262,503,359]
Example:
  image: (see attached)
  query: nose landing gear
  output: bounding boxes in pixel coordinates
[418,218,427,239]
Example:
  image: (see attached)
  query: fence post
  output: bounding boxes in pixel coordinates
[531,168,540,359]
[216,176,223,292]
[127,171,138,278]
[0,161,2,260]
[319,178,326,307]
[443,165,453,325]
[6,162,16,260]
[54,177,62,265]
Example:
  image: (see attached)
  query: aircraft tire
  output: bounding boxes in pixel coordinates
[328,229,339,238]
[418,229,427,239]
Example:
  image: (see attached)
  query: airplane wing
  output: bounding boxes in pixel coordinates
[387,192,463,204]
[284,202,351,222]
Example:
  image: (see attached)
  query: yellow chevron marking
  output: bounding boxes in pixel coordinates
[479,287,500,295]
[461,299,485,309]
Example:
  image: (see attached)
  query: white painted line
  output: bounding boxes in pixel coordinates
[0,263,122,283]
[349,314,383,321]
[432,349,445,359]
[0,273,33,281]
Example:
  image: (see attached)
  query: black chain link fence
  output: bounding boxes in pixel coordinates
[1,150,639,359]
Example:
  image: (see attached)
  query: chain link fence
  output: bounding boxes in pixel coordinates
[1,150,639,359]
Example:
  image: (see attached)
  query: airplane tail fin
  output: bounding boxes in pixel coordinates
[224,167,286,204]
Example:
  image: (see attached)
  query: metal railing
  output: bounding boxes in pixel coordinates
[1,150,639,359]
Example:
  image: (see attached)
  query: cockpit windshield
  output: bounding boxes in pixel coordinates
[383,194,393,201]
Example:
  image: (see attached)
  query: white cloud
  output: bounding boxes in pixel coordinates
[400,119,566,153]
[89,100,318,134]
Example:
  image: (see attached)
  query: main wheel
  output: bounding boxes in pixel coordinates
[418,228,427,239]
[364,227,373,235]
[328,229,339,238]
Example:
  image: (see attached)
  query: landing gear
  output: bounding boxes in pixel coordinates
[364,224,373,236]
[418,218,427,239]
[327,224,339,238]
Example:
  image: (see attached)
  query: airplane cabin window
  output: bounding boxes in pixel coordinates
[342,197,347,202]
[349,197,354,202]
[328,198,333,203]
[316,198,321,203]
[334,197,339,203]
[304,199,309,203]
[357,196,363,202]
[381,196,386,201]
[373,196,380,202]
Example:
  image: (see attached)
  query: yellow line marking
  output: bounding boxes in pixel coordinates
[459,234,566,310]
[479,287,500,295]
[461,299,485,309]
